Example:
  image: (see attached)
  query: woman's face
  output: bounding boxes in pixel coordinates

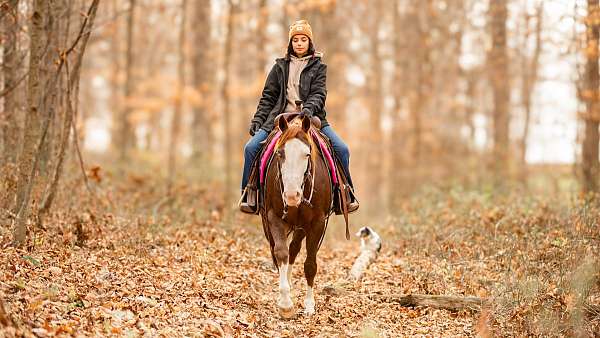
[292,34,310,57]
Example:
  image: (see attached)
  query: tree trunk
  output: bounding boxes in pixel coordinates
[256,0,268,72]
[582,0,600,194]
[366,0,384,207]
[407,0,430,168]
[190,0,212,165]
[488,0,510,179]
[519,3,543,184]
[12,0,100,247]
[119,0,136,160]
[109,0,122,155]
[13,0,48,246]
[2,0,20,165]
[222,0,237,205]
[38,1,63,176]
[168,0,187,194]
[389,0,408,210]
[38,0,99,226]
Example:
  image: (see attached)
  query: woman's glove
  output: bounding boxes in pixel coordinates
[301,108,312,117]
[249,121,261,136]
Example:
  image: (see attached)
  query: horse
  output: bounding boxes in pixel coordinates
[260,114,333,318]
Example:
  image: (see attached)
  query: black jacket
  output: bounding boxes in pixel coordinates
[251,54,329,132]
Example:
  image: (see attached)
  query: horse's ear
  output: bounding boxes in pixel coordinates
[278,115,288,132]
[301,115,311,132]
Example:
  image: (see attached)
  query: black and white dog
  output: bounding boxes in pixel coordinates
[356,226,382,254]
[348,226,382,281]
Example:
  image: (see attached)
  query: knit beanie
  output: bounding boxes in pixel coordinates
[289,20,313,41]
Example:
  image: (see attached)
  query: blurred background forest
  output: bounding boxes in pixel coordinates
[1,0,597,226]
[1,0,600,336]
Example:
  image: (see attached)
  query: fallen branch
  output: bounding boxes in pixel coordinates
[370,294,486,312]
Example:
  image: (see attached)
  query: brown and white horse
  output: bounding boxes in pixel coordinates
[261,115,333,318]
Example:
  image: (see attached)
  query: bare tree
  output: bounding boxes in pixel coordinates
[119,0,137,160]
[191,0,213,165]
[38,0,99,227]
[389,0,408,210]
[14,0,49,236]
[222,0,237,205]
[2,0,21,165]
[13,0,100,246]
[168,0,188,194]
[518,2,543,182]
[582,0,600,194]
[256,0,268,72]
[488,0,511,178]
[366,0,384,204]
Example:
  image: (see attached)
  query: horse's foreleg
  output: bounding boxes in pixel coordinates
[288,230,305,296]
[269,213,294,317]
[303,220,325,315]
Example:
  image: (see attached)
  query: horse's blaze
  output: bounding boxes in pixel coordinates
[281,138,310,206]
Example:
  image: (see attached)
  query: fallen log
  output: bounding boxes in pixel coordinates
[370,294,486,311]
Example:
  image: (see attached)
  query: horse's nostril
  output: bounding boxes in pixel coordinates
[284,191,301,204]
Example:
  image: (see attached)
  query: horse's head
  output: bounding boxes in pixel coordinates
[275,115,314,207]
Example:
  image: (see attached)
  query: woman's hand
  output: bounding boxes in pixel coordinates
[249,121,261,136]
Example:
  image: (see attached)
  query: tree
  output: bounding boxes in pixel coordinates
[488,0,511,179]
[1,0,21,165]
[365,0,384,205]
[168,0,188,194]
[13,0,49,246]
[13,0,100,246]
[222,0,237,205]
[191,0,213,165]
[518,2,543,182]
[582,0,600,194]
[119,0,137,160]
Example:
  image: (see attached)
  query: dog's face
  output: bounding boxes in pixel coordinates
[356,226,372,238]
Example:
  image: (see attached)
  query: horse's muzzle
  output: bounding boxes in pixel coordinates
[284,191,302,207]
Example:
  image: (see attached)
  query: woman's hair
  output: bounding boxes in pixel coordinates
[287,38,315,57]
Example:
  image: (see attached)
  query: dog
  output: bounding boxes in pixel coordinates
[355,226,382,254]
[348,226,382,281]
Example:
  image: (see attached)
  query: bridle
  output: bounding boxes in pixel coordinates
[274,137,316,220]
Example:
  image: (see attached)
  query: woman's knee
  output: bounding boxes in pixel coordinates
[336,141,350,160]
[244,140,259,159]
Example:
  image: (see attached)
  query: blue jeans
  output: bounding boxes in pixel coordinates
[322,126,354,188]
[241,129,269,190]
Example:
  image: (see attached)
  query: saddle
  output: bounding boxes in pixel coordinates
[241,112,358,238]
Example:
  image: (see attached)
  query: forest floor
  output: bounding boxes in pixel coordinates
[1,166,599,337]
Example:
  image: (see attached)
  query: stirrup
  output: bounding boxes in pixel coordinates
[347,187,359,214]
[238,187,258,214]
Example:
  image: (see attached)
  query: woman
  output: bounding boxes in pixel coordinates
[240,19,357,213]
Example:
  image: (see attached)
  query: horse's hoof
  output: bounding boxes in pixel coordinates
[303,307,315,316]
[278,306,295,319]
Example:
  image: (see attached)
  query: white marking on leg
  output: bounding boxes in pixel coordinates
[304,284,315,315]
[278,263,293,309]
[287,263,293,295]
